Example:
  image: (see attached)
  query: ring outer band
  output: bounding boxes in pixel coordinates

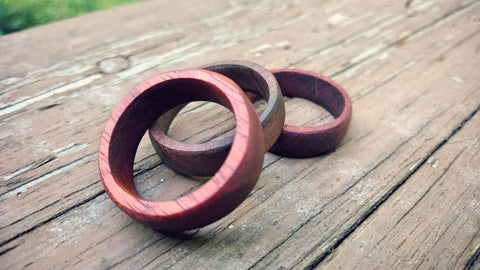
[268,69,352,158]
[98,69,264,232]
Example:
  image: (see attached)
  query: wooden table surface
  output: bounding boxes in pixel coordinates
[1,0,479,269]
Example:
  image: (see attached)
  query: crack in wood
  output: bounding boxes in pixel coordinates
[0,74,102,117]
[304,105,480,269]
[394,148,466,228]
[0,189,104,247]
[0,242,19,257]
[157,160,320,268]
[0,153,97,200]
[464,230,480,269]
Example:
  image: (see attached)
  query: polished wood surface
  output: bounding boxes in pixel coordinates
[99,69,264,231]
[268,69,352,157]
[150,60,285,176]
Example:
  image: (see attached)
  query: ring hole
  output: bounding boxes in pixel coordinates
[284,97,335,127]
[133,132,205,201]
[168,101,236,144]
[132,98,266,201]
[168,99,266,144]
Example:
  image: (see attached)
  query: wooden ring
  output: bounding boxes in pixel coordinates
[98,69,264,232]
[268,69,352,157]
[149,60,285,177]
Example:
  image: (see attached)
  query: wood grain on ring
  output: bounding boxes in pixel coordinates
[98,69,264,232]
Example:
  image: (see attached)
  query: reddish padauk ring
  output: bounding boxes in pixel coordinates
[149,60,285,177]
[268,69,352,158]
[98,69,264,232]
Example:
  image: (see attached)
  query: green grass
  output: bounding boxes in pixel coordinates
[0,0,140,35]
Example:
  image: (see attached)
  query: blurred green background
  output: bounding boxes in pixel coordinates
[0,0,140,35]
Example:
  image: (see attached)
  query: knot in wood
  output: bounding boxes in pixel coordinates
[98,56,129,74]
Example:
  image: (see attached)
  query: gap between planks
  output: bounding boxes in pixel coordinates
[305,105,480,269]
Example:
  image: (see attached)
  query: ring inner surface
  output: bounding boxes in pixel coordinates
[274,71,345,118]
[154,64,271,146]
[109,79,232,196]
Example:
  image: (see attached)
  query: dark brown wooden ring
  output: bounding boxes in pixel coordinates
[98,69,265,232]
[268,69,352,158]
[149,60,285,177]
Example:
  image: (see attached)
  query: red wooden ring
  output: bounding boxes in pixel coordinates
[149,60,285,177]
[98,69,264,232]
[268,69,352,158]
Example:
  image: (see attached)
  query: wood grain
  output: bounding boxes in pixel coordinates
[99,69,264,231]
[149,60,284,176]
[0,0,479,268]
[319,111,480,269]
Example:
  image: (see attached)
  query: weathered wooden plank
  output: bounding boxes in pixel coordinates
[165,6,480,269]
[319,111,480,269]
[0,0,443,245]
[0,0,319,240]
[0,0,232,80]
[0,0,314,190]
[250,9,480,270]
[0,0,299,108]
[1,1,316,246]
[0,0,479,269]
[0,0,464,183]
